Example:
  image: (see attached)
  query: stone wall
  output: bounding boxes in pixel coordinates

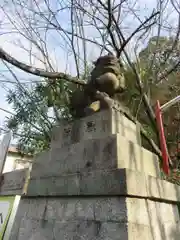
[1,108,180,239]
[8,196,180,240]
[0,169,29,196]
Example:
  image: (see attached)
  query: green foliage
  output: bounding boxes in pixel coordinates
[121,36,180,159]
[5,36,180,162]
[6,79,78,155]
[139,36,180,75]
[162,169,180,185]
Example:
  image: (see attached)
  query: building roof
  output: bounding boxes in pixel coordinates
[8,145,33,157]
[8,145,19,154]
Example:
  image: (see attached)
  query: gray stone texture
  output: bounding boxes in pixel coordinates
[27,168,180,203]
[51,109,141,149]
[30,134,160,179]
[9,197,180,240]
[29,110,160,184]
[27,169,130,196]
[0,169,29,195]
[146,175,180,202]
[6,109,180,240]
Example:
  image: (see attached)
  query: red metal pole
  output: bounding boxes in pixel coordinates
[155,100,170,175]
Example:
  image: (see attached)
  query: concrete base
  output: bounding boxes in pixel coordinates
[2,109,180,239]
[26,168,180,203]
[0,169,29,195]
[31,134,160,179]
[8,196,180,240]
[1,168,180,239]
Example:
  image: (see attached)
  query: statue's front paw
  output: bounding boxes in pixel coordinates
[84,101,101,116]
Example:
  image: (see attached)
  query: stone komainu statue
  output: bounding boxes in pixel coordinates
[70,54,125,118]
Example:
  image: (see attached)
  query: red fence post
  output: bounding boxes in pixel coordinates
[155,100,170,175]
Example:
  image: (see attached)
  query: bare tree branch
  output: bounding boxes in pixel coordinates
[117,11,160,57]
[157,58,180,83]
[0,47,86,85]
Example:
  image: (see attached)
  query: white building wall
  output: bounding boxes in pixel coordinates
[3,155,15,173]
[3,154,32,173]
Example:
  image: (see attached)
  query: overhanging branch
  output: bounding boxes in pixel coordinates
[0,45,167,166]
[0,48,86,86]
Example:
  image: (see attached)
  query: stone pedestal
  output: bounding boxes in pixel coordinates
[5,109,180,240]
[0,169,29,196]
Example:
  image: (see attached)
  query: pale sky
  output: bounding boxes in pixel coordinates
[0,0,178,142]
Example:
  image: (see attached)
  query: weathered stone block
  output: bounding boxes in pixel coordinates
[127,223,153,240]
[19,197,152,225]
[79,169,127,196]
[116,135,160,177]
[147,200,180,224]
[98,222,152,240]
[44,198,68,220]
[148,216,180,240]
[146,175,180,202]
[97,222,128,239]
[162,222,180,240]
[94,197,127,222]
[127,198,150,226]
[51,109,140,149]
[47,197,149,224]
[53,220,100,240]
[6,106,180,240]
[27,173,80,196]
[44,198,94,221]
[10,198,46,220]
[17,218,54,240]
[24,199,47,219]
[27,169,147,197]
[27,167,180,204]
[127,198,180,228]
[75,199,95,221]
[8,195,180,239]
[124,168,147,196]
[31,134,160,178]
[8,216,22,240]
[0,169,29,196]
